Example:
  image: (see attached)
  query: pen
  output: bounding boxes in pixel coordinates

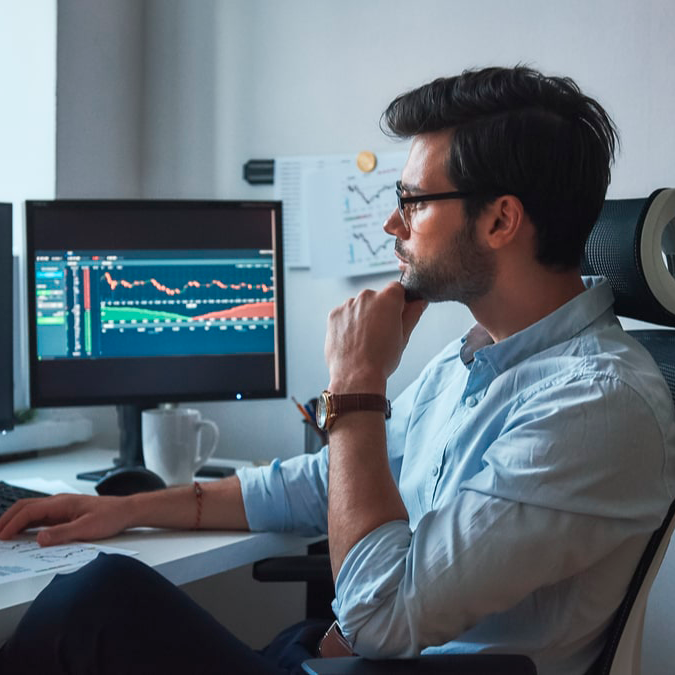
[291,396,314,424]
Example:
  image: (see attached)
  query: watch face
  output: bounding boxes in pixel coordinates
[316,392,329,430]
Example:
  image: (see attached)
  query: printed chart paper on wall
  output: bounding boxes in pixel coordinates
[274,151,408,277]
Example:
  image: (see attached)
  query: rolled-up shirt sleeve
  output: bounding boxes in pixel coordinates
[236,446,330,536]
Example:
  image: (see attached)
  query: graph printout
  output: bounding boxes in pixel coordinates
[274,154,353,268]
[305,150,409,278]
[0,540,138,584]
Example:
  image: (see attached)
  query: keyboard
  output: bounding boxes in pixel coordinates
[0,481,50,515]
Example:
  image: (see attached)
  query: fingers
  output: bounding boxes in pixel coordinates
[379,281,428,341]
[325,282,427,392]
[0,498,54,541]
[0,494,101,546]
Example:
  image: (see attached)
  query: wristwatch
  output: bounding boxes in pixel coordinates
[315,390,391,431]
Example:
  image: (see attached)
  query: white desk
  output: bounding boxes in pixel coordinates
[0,445,319,645]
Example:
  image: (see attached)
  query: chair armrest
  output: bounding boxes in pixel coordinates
[252,554,333,583]
[302,654,537,674]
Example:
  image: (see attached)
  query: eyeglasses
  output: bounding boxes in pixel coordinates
[395,180,472,230]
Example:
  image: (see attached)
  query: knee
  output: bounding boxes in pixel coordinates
[80,551,149,579]
[29,553,155,627]
[60,552,148,591]
[63,553,158,610]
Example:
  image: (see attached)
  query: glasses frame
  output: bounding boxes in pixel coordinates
[395,180,472,230]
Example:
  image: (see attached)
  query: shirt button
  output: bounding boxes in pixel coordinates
[466,395,478,407]
[431,466,439,476]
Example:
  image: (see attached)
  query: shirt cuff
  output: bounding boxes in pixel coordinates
[237,459,290,531]
[236,450,329,535]
[332,519,412,651]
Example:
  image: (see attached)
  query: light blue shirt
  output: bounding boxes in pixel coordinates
[238,277,675,675]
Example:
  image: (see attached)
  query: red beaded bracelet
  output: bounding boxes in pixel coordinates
[193,481,204,530]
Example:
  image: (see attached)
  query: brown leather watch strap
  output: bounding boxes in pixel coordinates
[332,392,391,417]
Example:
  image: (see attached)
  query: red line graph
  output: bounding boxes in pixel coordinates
[102,271,273,296]
[193,302,275,320]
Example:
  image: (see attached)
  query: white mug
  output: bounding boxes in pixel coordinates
[142,407,219,486]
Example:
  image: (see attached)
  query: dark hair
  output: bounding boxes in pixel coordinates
[381,66,619,269]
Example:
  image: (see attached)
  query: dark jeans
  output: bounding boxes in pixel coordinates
[0,553,332,674]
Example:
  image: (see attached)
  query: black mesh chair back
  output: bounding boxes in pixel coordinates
[582,188,675,675]
[581,188,675,326]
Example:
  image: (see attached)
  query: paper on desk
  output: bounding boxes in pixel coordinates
[0,540,138,584]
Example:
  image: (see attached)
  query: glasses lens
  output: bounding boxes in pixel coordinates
[395,182,410,230]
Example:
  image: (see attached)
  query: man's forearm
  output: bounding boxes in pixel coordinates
[126,474,250,531]
[0,474,250,547]
[327,412,408,580]
[322,283,424,579]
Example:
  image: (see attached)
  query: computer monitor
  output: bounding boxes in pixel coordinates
[25,199,285,478]
[0,203,13,433]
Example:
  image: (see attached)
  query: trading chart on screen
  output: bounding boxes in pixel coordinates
[34,249,277,359]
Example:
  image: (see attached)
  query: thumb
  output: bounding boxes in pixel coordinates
[401,299,428,342]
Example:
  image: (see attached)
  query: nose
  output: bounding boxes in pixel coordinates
[383,207,409,239]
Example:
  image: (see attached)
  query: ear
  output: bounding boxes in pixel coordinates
[478,195,525,251]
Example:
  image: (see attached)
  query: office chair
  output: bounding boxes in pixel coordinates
[257,189,675,675]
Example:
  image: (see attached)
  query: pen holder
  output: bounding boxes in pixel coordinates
[304,420,327,455]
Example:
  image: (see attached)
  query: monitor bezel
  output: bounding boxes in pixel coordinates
[25,199,286,409]
[0,203,14,431]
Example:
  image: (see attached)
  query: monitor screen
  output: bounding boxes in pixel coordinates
[25,200,286,411]
[0,203,13,432]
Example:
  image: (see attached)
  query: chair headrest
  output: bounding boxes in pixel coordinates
[581,188,675,327]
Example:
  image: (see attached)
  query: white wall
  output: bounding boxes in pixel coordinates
[0,1,56,219]
[56,0,144,198]
[54,0,675,667]
[0,0,57,411]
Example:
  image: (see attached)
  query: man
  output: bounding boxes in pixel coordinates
[1,66,674,675]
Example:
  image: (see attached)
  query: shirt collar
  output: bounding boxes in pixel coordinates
[460,276,615,371]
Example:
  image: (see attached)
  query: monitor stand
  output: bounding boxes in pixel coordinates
[77,403,153,481]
